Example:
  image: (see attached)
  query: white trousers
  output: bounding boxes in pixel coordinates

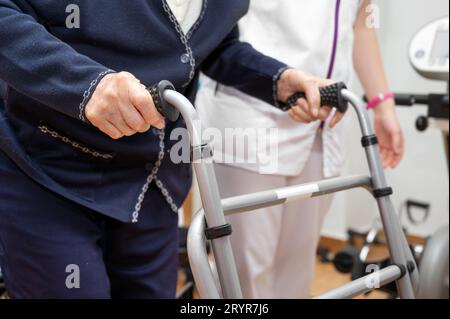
[214,134,332,298]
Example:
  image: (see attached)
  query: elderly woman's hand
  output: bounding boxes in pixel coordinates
[84,72,165,139]
[277,69,345,128]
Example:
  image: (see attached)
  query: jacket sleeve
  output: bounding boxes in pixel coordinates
[0,0,114,121]
[201,26,288,107]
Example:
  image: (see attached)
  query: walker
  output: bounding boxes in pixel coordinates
[148,80,420,299]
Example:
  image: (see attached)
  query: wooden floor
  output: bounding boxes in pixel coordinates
[310,256,389,299]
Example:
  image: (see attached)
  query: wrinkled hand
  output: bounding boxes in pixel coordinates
[374,101,404,168]
[277,69,346,128]
[85,72,165,139]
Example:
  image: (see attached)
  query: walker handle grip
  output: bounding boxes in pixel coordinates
[147,80,180,122]
[279,82,348,113]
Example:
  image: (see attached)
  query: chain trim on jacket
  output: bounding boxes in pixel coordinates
[154,176,179,213]
[162,0,197,87]
[185,0,208,40]
[79,69,115,122]
[132,129,167,223]
[38,125,114,159]
[272,66,292,109]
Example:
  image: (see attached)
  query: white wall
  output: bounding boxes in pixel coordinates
[322,0,449,239]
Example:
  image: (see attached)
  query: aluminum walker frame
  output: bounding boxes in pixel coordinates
[150,81,420,299]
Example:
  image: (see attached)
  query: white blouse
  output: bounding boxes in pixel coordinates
[166,0,203,34]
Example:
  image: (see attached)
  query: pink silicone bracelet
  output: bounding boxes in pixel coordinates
[367,92,395,110]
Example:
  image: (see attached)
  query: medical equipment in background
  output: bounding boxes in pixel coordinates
[398,16,449,299]
[328,16,449,299]
[147,79,419,299]
[396,16,449,163]
[319,200,431,298]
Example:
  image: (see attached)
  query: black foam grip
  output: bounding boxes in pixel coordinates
[279,82,348,113]
[147,80,180,122]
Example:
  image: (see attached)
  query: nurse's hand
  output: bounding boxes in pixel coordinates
[277,69,345,128]
[84,72,165,139]
[373,101,404,168]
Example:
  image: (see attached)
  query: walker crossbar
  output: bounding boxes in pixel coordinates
[314,265,404,299]
[150,82,420,299]
[221,175,372,216]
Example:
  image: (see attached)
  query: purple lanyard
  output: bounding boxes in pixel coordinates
[326,0,341,79]
[321,0,341,129]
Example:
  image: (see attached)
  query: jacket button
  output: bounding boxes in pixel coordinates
[181,53,190,64]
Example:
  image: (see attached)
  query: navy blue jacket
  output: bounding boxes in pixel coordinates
[0,0,286,222]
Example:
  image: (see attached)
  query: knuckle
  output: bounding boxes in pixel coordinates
[127,120,140,131]
[122,126,135,136]
[88,116,100,127]
[299,102,309,112]
[115,72,134,86]
[132,93,150,108]
[139,123,151,133]
[97,103,109,113]
[124,111,142,128]
[116,71,131,81]
[105,129,121,140]
[104,88,118,100]
[133,120,147,132]
[111,132,123,140]
[97,73,114,90]
[121,130,131,137]
[304,79,317,88]
[85,106,99,121]
[151,108,164,120]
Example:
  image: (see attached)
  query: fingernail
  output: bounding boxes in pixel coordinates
[155,118,165,129]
